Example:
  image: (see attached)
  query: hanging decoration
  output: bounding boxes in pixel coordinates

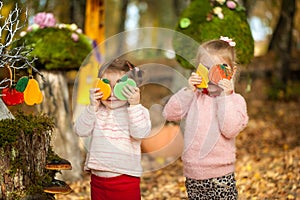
[1,68,43,106]
[16,76,29,92]
[23,76,43,106]
[1,87,24,106]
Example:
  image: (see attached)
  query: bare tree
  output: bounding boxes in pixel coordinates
[0,1,42,120]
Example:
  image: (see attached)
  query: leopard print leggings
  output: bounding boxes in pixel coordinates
[185,173,238,200]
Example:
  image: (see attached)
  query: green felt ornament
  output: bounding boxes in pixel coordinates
[16,76,29,92]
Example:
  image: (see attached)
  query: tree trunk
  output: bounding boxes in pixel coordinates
[268,0,296,87]
[36,71,83,182]
[0,125,52,200]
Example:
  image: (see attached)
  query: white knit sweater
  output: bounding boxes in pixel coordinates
[74,104,151,177]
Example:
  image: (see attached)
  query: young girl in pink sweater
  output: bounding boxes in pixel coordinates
[74,58,151,200]
[163,38,248,199]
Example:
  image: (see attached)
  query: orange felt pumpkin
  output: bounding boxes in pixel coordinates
[23,78,43,105]
[95,78,111,100]
[208,64,234,85]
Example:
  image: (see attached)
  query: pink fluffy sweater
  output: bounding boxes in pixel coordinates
[163,88,248,180]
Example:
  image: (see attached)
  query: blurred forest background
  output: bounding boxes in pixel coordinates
[1,0,299,199]
[3,0,299,96]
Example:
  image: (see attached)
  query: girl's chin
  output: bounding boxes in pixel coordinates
[208,90,222,97]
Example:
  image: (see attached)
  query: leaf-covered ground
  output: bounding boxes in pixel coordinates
[56,80,300,200]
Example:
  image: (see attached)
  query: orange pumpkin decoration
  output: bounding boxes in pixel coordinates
[23,78,43,105]
[141,125,183,157]
[94,78,111,100]
[208,64,234,85]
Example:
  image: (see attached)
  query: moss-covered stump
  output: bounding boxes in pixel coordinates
[16,27,92,71]
[173,0,254,69]
[0,112,55,200]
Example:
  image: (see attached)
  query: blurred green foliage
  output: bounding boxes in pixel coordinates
[16,28,92,70]
[174,0,254,69]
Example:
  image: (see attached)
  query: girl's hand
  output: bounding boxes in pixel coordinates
[89,88,103,111]
[188,72,202,91]
[218,79,234,96]
[122,85,140,105]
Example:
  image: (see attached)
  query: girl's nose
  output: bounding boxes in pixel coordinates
[109,85,115,97]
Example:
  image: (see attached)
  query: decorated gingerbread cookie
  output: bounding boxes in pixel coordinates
[208,63,234,85]
[95,78,111,100]
[196,63,209,88]
[113,75,137,100]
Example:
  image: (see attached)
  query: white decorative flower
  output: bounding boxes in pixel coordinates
[213,6,223,15]
[20,31,27,37]
[69,23,78,31]
[57,23,66,29]
[76,29,83,34]
[216,0,226,5]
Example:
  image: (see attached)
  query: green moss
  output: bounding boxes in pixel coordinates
[0,111,54,148]
[0,111,55,198]
[174,0,254,69]
[16,27,92,70]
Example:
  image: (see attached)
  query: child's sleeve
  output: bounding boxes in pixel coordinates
[162,88,195,121]
[128,104,151,139]
[74,105,97,137]
[216,93,249,139]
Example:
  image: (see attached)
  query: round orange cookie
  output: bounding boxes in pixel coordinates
[95,78,111,100]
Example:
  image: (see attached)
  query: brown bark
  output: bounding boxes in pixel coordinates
[269,0,296,86]
[36,71,83,182]
[0,130,51,199]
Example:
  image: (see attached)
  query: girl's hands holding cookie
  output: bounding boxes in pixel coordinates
[122,85,140,105]
[218,79,234,96]
[188,72,202,91]
[89,88,103,111]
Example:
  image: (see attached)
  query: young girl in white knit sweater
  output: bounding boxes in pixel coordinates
[74,58,151,200]
[163,38,248,199]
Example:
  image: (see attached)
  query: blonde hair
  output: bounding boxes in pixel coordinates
[196,39,236,69]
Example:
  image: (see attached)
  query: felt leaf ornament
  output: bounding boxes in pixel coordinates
[113,75,137,100]
[208,63,234,85]
[1,87,24,106]
[196,63,209,88]
[16,76,29,92]
[95,78,111,100]
[23,78,43,105]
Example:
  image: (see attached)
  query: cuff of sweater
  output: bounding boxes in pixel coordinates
[128,104,148,122]
[85,105,99,118]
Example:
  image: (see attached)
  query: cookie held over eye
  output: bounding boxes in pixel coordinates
[195,63,209,89]
[208,63,234,85]
[113,75,137,100]
[95,78,111,100]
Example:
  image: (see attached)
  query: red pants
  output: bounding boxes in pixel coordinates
[91,174,141,200]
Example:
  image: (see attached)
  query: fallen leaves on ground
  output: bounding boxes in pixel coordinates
[56,100,300,200]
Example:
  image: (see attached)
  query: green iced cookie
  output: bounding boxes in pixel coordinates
[114,75,137,100]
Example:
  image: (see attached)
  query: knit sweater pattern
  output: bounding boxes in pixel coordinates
[74,104,151,177]
[163,88,248,180]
